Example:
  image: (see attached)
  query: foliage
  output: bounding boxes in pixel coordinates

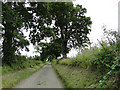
[57,29,120,88]
[2,55,43,72]
[59,47,98,69]
[2,2,92,66]
[34,40,62,61]
[2,2,32,66]
[93,41,116,71]
[95,29,120,88]
[32,55,41,61]
[59,59,71,65]
[29,2,92,58]
[2,54,45,88]
[0,26,2,60]
[51,3,92,58]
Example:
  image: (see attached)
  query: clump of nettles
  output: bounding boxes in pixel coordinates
[95,28,120,88]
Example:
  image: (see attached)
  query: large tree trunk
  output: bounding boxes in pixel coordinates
[2,20,15,66]
[2,2,15,66]
[60,26,68,59]
[2,30,14,66]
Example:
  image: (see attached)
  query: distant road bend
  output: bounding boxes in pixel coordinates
[15,63,64,88]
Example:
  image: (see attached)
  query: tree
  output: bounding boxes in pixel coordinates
[2,2,54,65]
[34,40,62,61]
[2,2,32,66]
[30,2,92,58]
[29,2,53,45]
[0,26,2,65]
[52,3,92,58]
[2,1,54,66]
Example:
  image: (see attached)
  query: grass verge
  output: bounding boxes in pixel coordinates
[52,64,103,88]
[52,64,67,88]
[2,64,45,88]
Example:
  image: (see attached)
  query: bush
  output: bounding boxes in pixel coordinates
[2,65,13,74]
[35,61,43,65]
[95,29,120,87]
[59,47,98,69]
[58,29,120,88]
[93,41,116,71]
[59,59,70,65]
[2,55,44,72]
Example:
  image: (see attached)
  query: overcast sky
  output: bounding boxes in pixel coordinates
[21,0,119,57]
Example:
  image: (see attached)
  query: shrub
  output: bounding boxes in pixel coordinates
[2,65,13,74]
[2,55,44,71]
[59,59,71,65]
[92,28,120,87]
[58,28,120,88]
[59,46,99,69]
[93,41,116,71]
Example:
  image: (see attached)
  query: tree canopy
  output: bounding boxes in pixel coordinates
[2,2,32,65]
[31,2,92,59]
[2,2,92,65]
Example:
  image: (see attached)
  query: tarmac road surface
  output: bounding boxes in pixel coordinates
[14,63,64,88]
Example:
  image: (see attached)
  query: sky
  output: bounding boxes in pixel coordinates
[21,0,119,58]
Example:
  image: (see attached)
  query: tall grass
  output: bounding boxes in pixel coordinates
[2,55,46,88]
[56,29,120,88]
[53,64,103,88]
[2,63,45,88]
[59,46,99,69]
[2,60,43,75]
[2,55,44,74]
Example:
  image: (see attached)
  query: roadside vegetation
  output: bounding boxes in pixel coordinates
[2,55,46,88]
[52,29,120,88]
[1,1,120,89]
[1,3,92,88]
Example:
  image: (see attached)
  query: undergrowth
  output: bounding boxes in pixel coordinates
[53,29,120,88]
[2,55,46,88]
[2,55,44,74]
[2,63,44,88]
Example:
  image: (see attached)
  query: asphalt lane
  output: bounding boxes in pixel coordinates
[14,63,64,88]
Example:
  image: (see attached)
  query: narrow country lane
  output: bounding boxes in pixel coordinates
[14,63,64,88]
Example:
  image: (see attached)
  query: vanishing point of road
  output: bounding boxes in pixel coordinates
[14,63,64,88]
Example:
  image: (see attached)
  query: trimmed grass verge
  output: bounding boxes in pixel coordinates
[52,64,103,88]
[2,64,45,88]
